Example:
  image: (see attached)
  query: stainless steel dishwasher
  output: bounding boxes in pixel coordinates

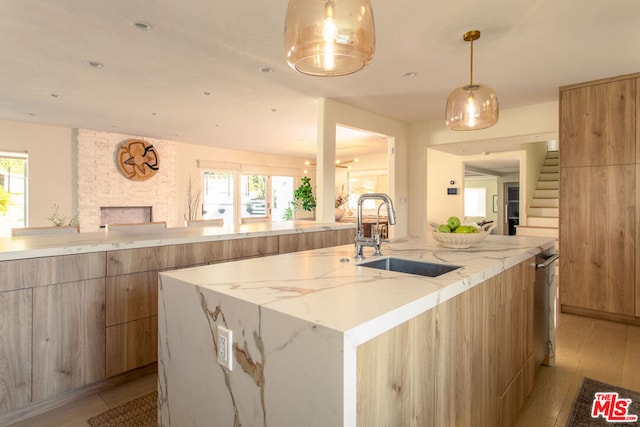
[534,251,559,369]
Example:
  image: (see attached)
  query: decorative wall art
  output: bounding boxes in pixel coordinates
[117,139,160,181]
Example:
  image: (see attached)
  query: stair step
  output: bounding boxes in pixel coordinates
[515,226,558,239]
[537,181,558,190]
[541,165,558,173]
[531,198,559,208]
[529,207,559,217]
[526,216,558,228]
[534,189,558,198]
[540,172,559,181]
[544,158,559,167]
[546,151,559,159]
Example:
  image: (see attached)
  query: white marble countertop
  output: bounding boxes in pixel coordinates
[161,234,555,346]
[0,221,354,261]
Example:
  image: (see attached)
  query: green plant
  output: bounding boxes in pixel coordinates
[47,204,78,226]
[282,205,293,220]
[0,186,11,215]
[293,176,316,212]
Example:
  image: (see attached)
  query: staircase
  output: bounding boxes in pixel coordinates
[515,151,559,240]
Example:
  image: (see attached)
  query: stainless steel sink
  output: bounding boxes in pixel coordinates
[358,257,461,277]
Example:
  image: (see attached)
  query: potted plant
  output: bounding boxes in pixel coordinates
[292,176,316,214]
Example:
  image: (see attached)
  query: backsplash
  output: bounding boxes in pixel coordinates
[76,129,178,231]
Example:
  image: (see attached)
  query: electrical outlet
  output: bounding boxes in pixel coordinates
[217,325,233,370]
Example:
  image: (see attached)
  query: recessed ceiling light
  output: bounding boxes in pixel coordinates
[203,91,212,96]
[86,60,104,69]
[26,112,36,116]
[259,67,273,73]
[270,108,277,112]
[50,93,61,98]
[133,21,152,31]
[402,72,418,78]
[151,112,157,116]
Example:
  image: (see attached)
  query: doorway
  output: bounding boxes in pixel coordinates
[504,182,520,235]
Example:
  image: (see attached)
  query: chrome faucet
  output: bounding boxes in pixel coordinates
[354,193,397,260]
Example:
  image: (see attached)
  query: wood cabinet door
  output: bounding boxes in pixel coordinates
[0,289,32,412]
[32,279,106,401]
[106,316,157,377]
[560,79,635,168]
[560,165,635,315]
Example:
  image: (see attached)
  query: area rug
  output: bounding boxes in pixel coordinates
[567,378,640,426]
[88,391,157,427]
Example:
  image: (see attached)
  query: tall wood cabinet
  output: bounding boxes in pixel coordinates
[559,73,640,319]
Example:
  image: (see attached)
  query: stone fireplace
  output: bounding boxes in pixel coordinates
[76,129,178,231]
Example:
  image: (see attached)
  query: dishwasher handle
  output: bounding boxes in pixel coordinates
[536,253,559,269]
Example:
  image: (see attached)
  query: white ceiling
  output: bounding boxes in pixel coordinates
[1,0,639,160]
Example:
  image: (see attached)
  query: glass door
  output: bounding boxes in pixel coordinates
[241,174,269,221]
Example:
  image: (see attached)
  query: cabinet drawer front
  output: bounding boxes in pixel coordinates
[106,316,158,377]
[0,253,106,292]
[107,236,279,275]
[106,271,158,326]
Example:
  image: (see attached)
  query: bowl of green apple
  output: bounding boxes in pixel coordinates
[431,216,496,249]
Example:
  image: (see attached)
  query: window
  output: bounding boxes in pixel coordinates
[202,171,235,224]
[0,151,28,237]
[202,166,297,225]
[464,187,486,217]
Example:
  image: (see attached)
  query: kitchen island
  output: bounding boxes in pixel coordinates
[158,234,556,427]
[0,221,354,425]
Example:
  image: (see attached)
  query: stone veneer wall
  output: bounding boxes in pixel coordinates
[76,129,178,231]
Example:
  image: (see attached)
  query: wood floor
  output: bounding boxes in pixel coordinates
[7,312,640,427]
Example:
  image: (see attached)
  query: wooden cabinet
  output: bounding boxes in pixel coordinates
[356,258,535,427]
[560,78,635,168]
[0,252,106,293]
[0,227,354,421]
[105,229,353,376]
[0,289,32,412]
[278,228,355,254]
[560,165,635,315]
[560,73,640,320]
[32,279,106,401]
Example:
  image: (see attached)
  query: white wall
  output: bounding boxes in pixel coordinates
[0,120,75,228]
[318,99,409,237]
[0,120,311,232]
[408,101,559,236]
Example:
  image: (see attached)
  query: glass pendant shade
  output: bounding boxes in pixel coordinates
[284,0,375,77]
[445,83,499,130]
[445,30,499,131]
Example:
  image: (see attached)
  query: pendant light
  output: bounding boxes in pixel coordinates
[445,30,499,130]
[284,0,375,77]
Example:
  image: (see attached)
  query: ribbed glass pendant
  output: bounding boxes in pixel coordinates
[284,0,375,77]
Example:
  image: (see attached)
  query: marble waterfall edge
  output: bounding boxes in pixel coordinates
[158,274,345,426]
